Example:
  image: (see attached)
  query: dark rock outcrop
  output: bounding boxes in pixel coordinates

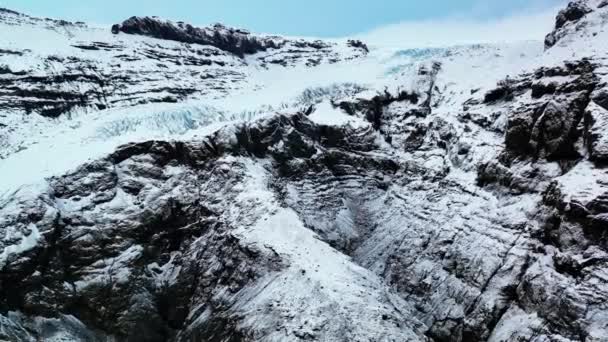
[0,112,424,341]
[483,78,517,103]
[556,1,592,29]
[335,89,420,130]
[500,60,599,160]
[3,1,608,341]
[545,1,593,48]
[0,135,288,340]
[347,39,369,53]
[112,17,279,58]
[586,90,608,163]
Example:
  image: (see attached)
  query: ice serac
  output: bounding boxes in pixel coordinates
[2,0,608,341]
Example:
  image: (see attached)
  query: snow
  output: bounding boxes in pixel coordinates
[0,223,41,268]
[488,306,544,342]
[230,159,423,340]
[0,12,558,198]
[0,103,238,194]
[308,101,368,128]
[587,101,608,158]
[555,161,608,205]
[242,207,383,301]
[3,2,608,340]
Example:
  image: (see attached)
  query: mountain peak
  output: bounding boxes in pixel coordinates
[111,16,321,58]
[545,0,608,49]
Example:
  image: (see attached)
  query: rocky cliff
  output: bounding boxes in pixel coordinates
[1,1,608,341]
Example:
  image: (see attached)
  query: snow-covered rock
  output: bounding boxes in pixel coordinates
[2,1,608,341]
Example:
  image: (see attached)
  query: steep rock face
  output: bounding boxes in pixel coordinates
[545,0,607,49]
[315,60,608,341]
[2,1,608,341]
[3,57,608,341]
[502,59,598,161]
[545,1,592,48]
[556,2,593,29]
[0,142,286,341]
[474,58,608,341]
[0,113,429,341]
[587,89,608,163]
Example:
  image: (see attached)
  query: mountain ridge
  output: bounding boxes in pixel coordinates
[1,1,608,341]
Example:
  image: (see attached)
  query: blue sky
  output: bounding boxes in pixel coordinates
[0,0,566,37]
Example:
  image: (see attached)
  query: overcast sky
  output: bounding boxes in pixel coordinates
[0,0,566,40]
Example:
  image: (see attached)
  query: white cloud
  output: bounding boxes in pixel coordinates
[355,2,567,48]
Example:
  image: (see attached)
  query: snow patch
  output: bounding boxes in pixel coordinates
[308,101,368,128]
[0,223,41,268]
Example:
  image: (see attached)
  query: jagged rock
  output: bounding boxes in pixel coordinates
[531,81,557,98]
[0,113,429,341]
[556,1,593,29]
[0,139,290,340]
[586,90,608,163]
[484,79,516,103]
[498,60,599,160]
[113,17,279,57]
[347,39,369,53]
[3,1,608,341]
[545,1,593,48]
[528,99,584,160]
[334,89,420,130]
[477,161,529,193]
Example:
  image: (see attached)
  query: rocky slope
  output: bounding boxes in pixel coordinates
[0,8,366,159]
[0,8,365,117]
[1,1,608,341]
